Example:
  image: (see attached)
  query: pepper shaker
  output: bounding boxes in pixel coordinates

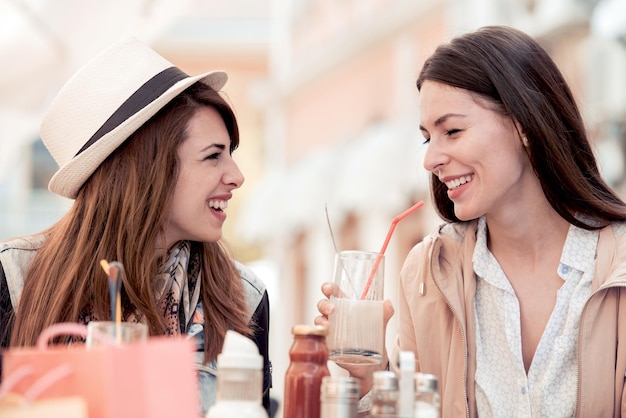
[320,376,360,418]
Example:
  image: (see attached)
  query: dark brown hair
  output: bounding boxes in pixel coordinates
[416,25,626,228]
[12,82,251,362]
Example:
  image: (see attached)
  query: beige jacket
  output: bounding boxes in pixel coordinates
[393,220,626,417]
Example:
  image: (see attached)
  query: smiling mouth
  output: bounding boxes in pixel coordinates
[208,199,228,211]
[445,175,474,190]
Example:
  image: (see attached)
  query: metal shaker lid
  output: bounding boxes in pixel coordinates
[321,376,361,399]
[372,371,398,391]
[415,372,438,393]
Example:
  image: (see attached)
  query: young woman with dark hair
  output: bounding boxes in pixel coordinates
[317,25,626,417]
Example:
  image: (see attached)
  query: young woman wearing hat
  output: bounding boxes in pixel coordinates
[316,26,626,417]
[0,38,271,415]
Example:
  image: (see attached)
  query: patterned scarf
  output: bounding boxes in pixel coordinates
[80,241,202,336]
[154,241,202,335]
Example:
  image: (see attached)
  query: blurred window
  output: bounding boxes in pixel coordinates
[31,139,56,190]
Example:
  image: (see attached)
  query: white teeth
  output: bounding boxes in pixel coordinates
[445,175,474,190]
[208,199,228,210]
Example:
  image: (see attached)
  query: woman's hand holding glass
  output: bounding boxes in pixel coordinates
[315,281,395,396]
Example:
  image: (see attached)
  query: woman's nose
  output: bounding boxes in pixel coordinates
[224,158,244,188]
[423,139,447,174]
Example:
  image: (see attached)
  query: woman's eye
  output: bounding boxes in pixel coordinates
[205,152,221,161]
[422,137,431,145]
[446,129,461,136]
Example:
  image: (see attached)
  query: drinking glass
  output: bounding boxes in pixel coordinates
[86,321,148,348]
[327,250,384,365]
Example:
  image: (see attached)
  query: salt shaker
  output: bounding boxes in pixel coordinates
[413,373,439,418]
[320,376,360,418]
[370,371,398,417]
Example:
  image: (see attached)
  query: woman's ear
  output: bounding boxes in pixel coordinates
[521,135,529,147]
[513,120,528,147]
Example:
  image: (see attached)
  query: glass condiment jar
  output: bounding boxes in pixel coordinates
[414,373,439,418]
[370,371,398,417]
[320,376,360,418]
[283,325,331,418]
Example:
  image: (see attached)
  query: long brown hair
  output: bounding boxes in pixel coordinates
[11,82,251,361]
[416,25,626,228]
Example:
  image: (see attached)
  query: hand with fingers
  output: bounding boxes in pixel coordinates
[314,282,395,397]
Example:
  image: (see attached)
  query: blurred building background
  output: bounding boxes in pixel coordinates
[1,0,625,414]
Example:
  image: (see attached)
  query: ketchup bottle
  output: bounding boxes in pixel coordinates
[283,325,331,418]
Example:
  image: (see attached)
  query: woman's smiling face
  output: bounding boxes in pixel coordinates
[419,80,533,221]
[164,106,244,247]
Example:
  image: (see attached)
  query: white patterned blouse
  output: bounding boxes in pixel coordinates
[473,215,598,417]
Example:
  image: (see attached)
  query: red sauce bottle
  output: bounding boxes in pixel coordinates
[283,325,331,418]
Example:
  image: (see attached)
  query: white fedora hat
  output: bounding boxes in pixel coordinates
[41,37,228,199]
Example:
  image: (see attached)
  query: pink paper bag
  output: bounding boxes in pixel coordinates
[2,323,199,418]
[0,363,88,418]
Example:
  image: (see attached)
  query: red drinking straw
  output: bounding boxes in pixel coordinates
[359,201,425,300]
